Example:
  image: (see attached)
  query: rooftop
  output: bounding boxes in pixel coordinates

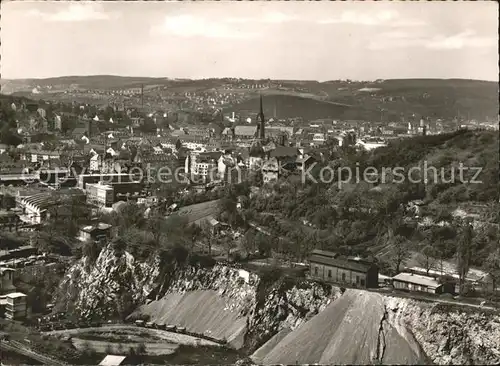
[0,267,16,275]
[309,254,373,273]
[270,146,299,158]
[235,125,258,136]
[21,190,84,210]
[99,355,127,366]
[392,272,440,288]
[310,249,338,258]
[80,222,112,232]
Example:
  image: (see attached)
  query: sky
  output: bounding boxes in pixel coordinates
[1,1,498,81]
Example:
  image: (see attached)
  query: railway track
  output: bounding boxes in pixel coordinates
[0,340,68,366]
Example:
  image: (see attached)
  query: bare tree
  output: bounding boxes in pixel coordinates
[387,227,410,274]
[416,241,437,275]
[223,235,236,260]
[147,211,167,245]
[456,220,474,295]
[241,229,257,257]
[484,248,500,294]
[200,220,213,255]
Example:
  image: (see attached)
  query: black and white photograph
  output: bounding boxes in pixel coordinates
[0,0,499,365]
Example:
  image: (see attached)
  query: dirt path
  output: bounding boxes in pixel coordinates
[0,340,68,366]
[43,325,220,347]
[71,337,178,356]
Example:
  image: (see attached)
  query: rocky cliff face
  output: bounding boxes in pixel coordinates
[244,275,337,351]
[54,246,160,319]
[55,245,332,343]
[384,297,500,365]
[54,246,500,365]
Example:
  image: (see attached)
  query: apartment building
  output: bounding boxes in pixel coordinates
[86,182,114,208]
[4,292,27,320]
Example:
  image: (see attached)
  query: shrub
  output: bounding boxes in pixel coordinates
[136,342,146,355]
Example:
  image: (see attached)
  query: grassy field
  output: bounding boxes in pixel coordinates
[228,94,351,120]
[173,200,222,225]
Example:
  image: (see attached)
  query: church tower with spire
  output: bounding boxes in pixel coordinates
[257,94,265,140]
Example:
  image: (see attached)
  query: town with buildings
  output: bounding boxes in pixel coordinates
[0,80,498,365]
[0,89,497,306]
[0,1,499,365]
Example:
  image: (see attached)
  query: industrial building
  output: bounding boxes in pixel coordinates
[308,249,379,288]
[391,272,454,295]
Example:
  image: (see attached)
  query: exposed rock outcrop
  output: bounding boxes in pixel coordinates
[54,246,160,318]
[131,264,334,350]
[53,246,500,365]
[384,296,500,365]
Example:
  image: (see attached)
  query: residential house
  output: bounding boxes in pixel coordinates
[53,114,62,130]
[262,157,280,183]
[295,155,316,172]
[222,127,234,141]
[78,222,113,242]
[0,161,27,175]
[308,249,379,288]
[217,154,246,184]
[248,145,265,171]
[23,150,61,164]
[192,151,222,182]
[186,127,211,138]
[170,128,187,137]
[104,147,118,158]
[4,292,27,320]
[269,146,299,170]
[217,154,233,180]
[267,126,294,138]
[312,133,326,145]
[262,141,277,153]
[234,125,258,140]
[235,148,250,169]
[179,135,207,151]
[0,268,16,295]
[195,216,229,235]
[150,145,162,155]
[160,140,178,152]
[130,117,144,127]
[356,137,387,151]
[89,153,102,172]
[208,122,224,138]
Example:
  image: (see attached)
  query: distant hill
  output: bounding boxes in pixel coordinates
[1,76,497,121]
[228,94,351,120]
[319,79,498,121]
[1,75,173,91]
